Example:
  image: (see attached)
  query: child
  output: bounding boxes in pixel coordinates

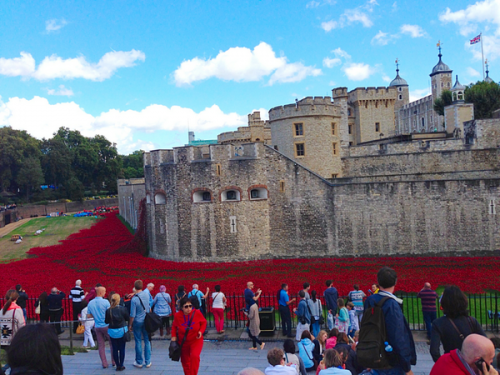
[336,298,349,334]
[79,299,95,348]
[346,302,358,339]
[350,330,359,351]
[325,328,339,349]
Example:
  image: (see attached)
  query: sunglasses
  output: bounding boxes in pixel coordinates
[183,304,193,309]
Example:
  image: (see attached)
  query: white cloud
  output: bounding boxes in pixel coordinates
[321,1,376,32]
[371,30,399,46]
[332,48,351,60]
[409,88,431,102]
[400,24,426,38]
[173,42,321,86]
[251,108,269,121]
[343,63,376,81]
[0,50,145,81]
[467,67,481,77]
[0,96,246,154]
[45,19,68,33]
[306,1,320,8]
[47,85,74,96]
[323,57,342,68]
[382,74,391,83]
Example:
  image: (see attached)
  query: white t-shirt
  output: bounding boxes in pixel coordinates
[212,292,225,309]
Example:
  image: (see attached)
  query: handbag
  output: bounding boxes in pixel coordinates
[169,312,193,362]
[135,295,162,333]
[76,324,85,334]
[123,327,131,342]
[317,301,325,325]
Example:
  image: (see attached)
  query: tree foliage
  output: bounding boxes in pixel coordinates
[433,90,453,116]
[465,81,500,119]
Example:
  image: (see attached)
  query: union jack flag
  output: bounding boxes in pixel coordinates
[470,35,481,45]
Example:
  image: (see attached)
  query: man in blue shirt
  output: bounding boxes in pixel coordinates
[188,284,209,315]
[324,280,339,330]
[245,281,261,310]
[278,283,296,338]
[293,291,311,341]
[88,286,115,368]
[129,279,152,368]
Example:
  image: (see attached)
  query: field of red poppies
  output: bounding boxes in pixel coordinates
[0,212,499,297]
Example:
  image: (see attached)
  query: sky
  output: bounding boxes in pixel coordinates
[0,0,499,154]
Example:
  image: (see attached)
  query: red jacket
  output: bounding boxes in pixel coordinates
[171,309,207,343]
[430,350,474,375]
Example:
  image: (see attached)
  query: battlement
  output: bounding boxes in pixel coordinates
[332,87,348,98]
[348,86,398,101]
[144,149,174,167]
[268,96,340,121]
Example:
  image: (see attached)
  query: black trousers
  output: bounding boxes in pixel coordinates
[49,308,63,333]
[72,302,83,333]
[279,305,292,336]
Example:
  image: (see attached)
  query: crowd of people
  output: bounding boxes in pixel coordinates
[0,268,499,375]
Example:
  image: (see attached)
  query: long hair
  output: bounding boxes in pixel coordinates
[2,289,19,315]
[110,293,121,309]
[318,330,328,347]
[441,285,469,319]
[8,324,63,375]
[324,349,342,369]
[311,290,318,302]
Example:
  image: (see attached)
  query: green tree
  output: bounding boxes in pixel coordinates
[122,150,144,178]
[433,90,453,116]
[16,157,44,201]
[465,81,500,119]
[65,176,85,201]
[91,135,121,193]
[40,136,72,188]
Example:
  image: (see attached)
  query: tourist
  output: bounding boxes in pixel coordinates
[325,329,338,349]
[237,369,265,375]
[79,299,95,348]
[417,282,438,344]
[14,285,28,321]
[363,266,416,375]
[0,289,25,372]
[35,291,49,323]
[430,285,486,362]
[211,284,227,334]
[294,290,311,341]
[492,337,500,370]
[129,279,152,368]
[335,332,362,375]
[175,285,187,312]
[309,290,322,338]
[335,299,349,334]
[188,284,208,312]
[47,287,65,335]
[283,339,306,375]
[69,279,86,334]
[246,295,265,350]
[153,285,172,337]
[85,283,102,302]
[265,347,297,374]
[298,330,316,372]
[430,334,498,375]
[313,330,328,363]
[324,281,338,330]
[278,284,296,338]
[302,283,311,300]
[171,296,207,375]
[105,293,130,372]
[346,302,358,338]
[318,349,351,375]
[7,324,63,375]
[347,284,366,326]
[88,286,115,368]
[123,288,136,314]
[245,281,262,310]
[367,284,379,295]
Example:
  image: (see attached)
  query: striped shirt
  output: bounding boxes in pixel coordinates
[417,289,438,312]
[69,286,85,303]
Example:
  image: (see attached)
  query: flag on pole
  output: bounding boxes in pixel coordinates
[470,35,481,44]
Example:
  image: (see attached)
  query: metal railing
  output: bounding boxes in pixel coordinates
[2,292,498,332]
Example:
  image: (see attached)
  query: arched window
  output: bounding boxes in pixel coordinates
[221,189,241,202]
[155,193,166,205]
[146,194,151,204]
[249,188,268,200]
[192,189,212,203]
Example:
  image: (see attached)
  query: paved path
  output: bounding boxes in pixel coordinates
[62,341,435,375]
[0,218,31,238]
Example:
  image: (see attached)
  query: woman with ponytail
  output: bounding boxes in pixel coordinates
[0,289,26,371]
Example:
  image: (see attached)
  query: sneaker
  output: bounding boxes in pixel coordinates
[133,361,143,368]
[145,363,152,368]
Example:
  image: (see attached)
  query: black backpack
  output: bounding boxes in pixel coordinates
[357,296,391,369]
[135,295,162,334]
[188,292,201,310]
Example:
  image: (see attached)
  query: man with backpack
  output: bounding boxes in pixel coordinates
[293,291,311,341]
[358,267,416,375]
[129,280,152,369]
[188,284,209,315]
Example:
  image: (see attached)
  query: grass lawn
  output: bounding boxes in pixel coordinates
[0,215,98,263]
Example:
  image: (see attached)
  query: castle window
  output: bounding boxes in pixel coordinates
[294,123,304,136]
[146,194,151,204]
[221,189,241,202]
[441,82,444,88]
[331,123,336,135]
[375,122,380,132]
[348,108,352,116]
[249,187,268,200]
[216,164,221,176]
[155,193,166,205]
[447,82,450,87]
[398,87,402,92]
[295,143,305,157]
[489,199,496,215]
[192,190,212,203]
[348,124,352,135]
[331,174,338,179]
[365,102,368,109]
[349,141,353,146]
[274,145,279,151]
[279,180,285,193]
[202,192,211,201]
[332,142,338,156]
[398,95,402,100]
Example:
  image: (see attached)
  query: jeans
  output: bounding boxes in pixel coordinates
[110,336,126,368]
[423,311,437,340]
[133,321,151,365]
[311,321,320,338]
[248,331,262,348]
[279,305,292,336]
[22,308,27,321]
[95,326,114,367]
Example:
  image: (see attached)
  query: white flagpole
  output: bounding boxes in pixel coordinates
[481,32,485,80]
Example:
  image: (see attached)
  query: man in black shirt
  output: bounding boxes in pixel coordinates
[15,284,28,321]
[47,287,66,334]
[69,279,87,333]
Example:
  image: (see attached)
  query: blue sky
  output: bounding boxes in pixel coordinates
[1,0,498,154]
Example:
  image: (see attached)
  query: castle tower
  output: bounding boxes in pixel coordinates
[444,75,474,134]
[485,59,494,83]
[390,59,410,113]
[451,75,465,103]
[430,42,453,100]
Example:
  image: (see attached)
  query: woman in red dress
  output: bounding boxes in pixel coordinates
[171,296,207,375]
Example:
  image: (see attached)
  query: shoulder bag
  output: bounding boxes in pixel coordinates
[169,311,194,361]
[317,300,325,325]
[135,295,162,333]
[302,342,318,369]
[448,316,476,343]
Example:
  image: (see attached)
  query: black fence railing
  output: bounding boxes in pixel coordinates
[2,292,499,332]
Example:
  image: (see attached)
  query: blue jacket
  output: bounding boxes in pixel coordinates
[295,299,311,324]
[324,287,338,313]
[364,292,416,372]
[152,292,172,316]
[298,338,315,369]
